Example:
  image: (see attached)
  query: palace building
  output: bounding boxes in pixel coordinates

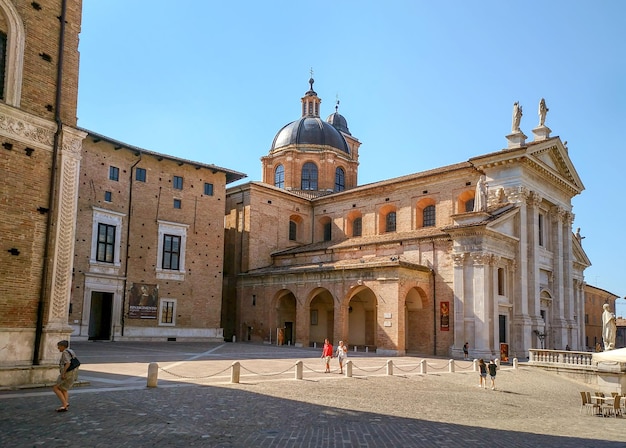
[222,78,590,360]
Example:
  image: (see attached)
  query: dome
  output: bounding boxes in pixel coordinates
[326,112,351,135]
[270,116,350,154]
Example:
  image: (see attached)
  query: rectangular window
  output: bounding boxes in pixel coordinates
[423,205,436,227]
[136,167,146,182]
[162,234,181,270]
[104,191,112,202]
[323,221,332,241]
[289,220,297,241]
[109,166,119,181]
[353,217,362,237]
[160,299,176,325]
[173,175,183,190]
[499,315,507,343]
[386,212,396,233]
[96,223,115,263]
[497,268,505,295]
[311,309,318,325]
[173,199,181,209]
[204,182,214,196]
[538,213,544,246]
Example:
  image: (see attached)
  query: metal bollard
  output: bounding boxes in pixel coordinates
[365,347,369,353]
[473,359,478,372]
[513,357,518,369]
[147,362,159,388]
[448,359,455,373]
[345,360,353,377]
[231,361,240,383]
[295,360,303,380]
[386,359,393,376]
[420,359,427,374]
[232,335,236,343]
[313,342,317,349]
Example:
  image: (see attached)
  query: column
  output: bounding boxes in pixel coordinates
[452,253,466,354]
[472,252,492,358]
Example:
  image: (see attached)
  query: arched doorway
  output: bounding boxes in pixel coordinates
[347,286,377,350]
[405,286,429,353]
[275,289,296,345]
[309,288,334,346]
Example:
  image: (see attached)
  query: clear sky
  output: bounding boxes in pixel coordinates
[77,1,626,316]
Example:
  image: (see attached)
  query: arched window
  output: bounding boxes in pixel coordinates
[301,162,318,190]
[0,0,25,106]
[352,217,362,237]
[423,205,436,227]
[386,212,396,233]
[274,164,284,188]
[289,220,297,241]
[335,167,345,192]
[323,221,332,241]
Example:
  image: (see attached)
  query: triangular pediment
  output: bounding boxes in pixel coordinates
[526,139,585,193]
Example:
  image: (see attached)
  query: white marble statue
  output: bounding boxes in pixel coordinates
[473,175,488,212]
[602,303,617,351]
[538,98,548,127]
[512,102,523,133]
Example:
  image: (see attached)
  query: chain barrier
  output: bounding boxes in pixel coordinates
[391,362,422,373]
[454,362,475,371]
[425,361,449,371]
[158,364,231,380]
[350,362,387,373]
[239,363,297,377]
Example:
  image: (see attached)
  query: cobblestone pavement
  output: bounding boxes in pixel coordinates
[1,341,625,447]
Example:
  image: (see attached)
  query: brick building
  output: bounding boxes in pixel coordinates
[70,131,244,341]
[583,284,619,351]
[223,80,591,360]
[0,0,86,387]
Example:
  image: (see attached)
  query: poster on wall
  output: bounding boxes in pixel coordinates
[440,301,449,331]
[128,283,158,319]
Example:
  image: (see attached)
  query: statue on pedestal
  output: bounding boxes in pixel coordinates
[602,303,617,351]
[538,98,549,127]
[512,102,523,133]
[473,175,488,212]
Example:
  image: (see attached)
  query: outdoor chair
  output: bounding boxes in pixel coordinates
[583,391,600,415]
[601,395,621,418]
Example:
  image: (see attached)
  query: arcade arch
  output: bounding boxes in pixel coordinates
[404,286,430,353]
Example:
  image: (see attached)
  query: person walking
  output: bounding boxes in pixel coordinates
[335,341,348,374]
[52,340,79,412]
[478,358,487,388]
[487,359,497,390]
[321,338,333,373]
[463,342,469,360]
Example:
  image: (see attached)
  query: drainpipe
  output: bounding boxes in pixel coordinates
[120,155,142,337]
[33,0,68,364]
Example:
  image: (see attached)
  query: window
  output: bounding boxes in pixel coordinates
[335,167,345,192]
[173,199,181,209]
[162,234,181,270]
[497,268,505,295]
[109,166,119,181]
[159,299,176,326]
[585,314,589,324]
[310,309,318,325]
[289,220,297,241]
[135,167,146,182]
[353,217,362,237]
[386,212,396,233]
[423,205,436,227]
[301,162,318,190]
[204,182,214,196]
[0,32,6,99]
[538,213,544,246]
[499,315,507,343]
[96,223,115,263]
[323,221,332,241]
[156,221,188,280]
[104,191,112,202]
[90,208,124,268]
[274,165,284,188]
[465,198,475,212]
[173,175,183,190]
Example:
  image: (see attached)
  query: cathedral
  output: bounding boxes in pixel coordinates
[222,78,590,359]
[0,0,591,387]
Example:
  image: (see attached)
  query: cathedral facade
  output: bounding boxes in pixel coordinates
[223,79,590,359]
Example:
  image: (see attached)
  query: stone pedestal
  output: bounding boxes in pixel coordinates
[595,361,626,395]
[532,125,552,141]
[506,131,527,148]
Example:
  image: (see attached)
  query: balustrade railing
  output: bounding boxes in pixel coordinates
[528,349,593,366]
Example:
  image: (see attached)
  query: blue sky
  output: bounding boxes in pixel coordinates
[77,1,626,316]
